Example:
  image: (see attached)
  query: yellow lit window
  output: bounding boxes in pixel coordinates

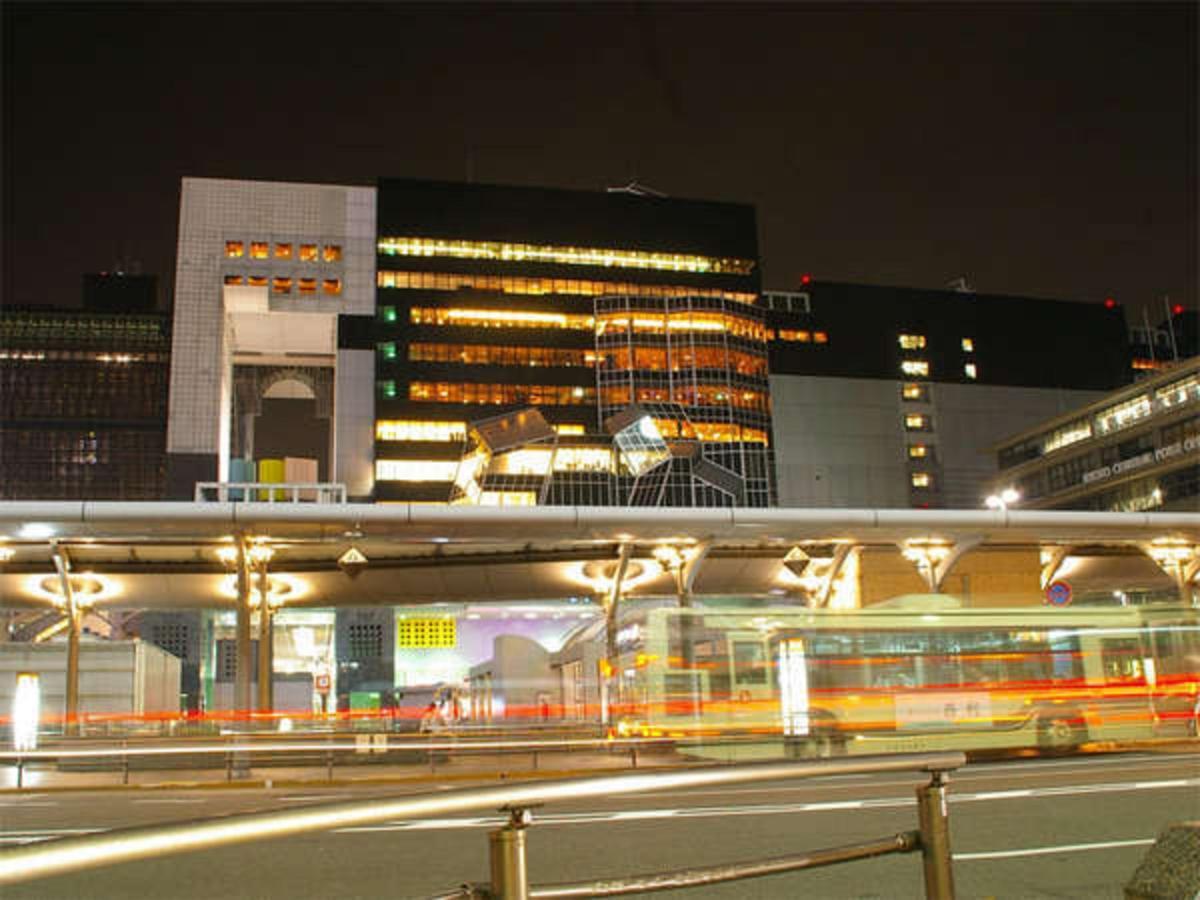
[553,423,586,435]
[247,275,268,288]
[964,362,978,379]
[298,277,317,294]
[776,329,811,342]
[553,447,612,471]
[814,331,828,344]
[224,275,245,286]
[908,444,928,459]
[901,360,930,377]
[249,242,269,260]
[376,235,755,276]
[377,270,757,305]
[491,449,553,475]
[479,491,537,507]
[225,240,244,258]
[322,278,342,295]
[899,334,927,350]
[272,277,293,294]
[397,617,456,648]
[911,472,932,488]
[410,307,594,330]
[299,244,318,262]
[374,459,459,481]
[323,244,343,262]
[961,337,975,352]
[905,414,927,430]
[902,383,926,401]
[275,243,292,259]
[375,420,467,442]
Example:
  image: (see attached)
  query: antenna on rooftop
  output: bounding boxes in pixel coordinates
[606,180,667,198]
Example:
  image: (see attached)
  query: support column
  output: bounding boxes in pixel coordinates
[234,537,253,722]
[256,564,273,715]
[52,544,81,737]
[601,543,632,727]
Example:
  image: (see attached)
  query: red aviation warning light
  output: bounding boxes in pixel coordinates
[1172,304,1185,315]
[1104,297,1117,309]
[800,274,812,286]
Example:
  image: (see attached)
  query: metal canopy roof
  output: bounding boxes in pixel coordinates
[0,502,1195,611]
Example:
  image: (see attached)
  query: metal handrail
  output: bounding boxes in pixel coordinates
[0,752,965,895]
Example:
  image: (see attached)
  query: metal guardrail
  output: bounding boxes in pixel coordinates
[0,734,672,787]
[0,752,965,898]
[193,481,347,503]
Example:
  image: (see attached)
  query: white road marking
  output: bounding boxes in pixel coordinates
[955,838,1155,860]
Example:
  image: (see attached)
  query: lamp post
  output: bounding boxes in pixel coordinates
[985,488,1020,511]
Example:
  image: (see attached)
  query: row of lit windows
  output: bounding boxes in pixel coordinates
[900,359,978,380]
[224,275,342,295]
[596,312,768,341]
[377,270,756,304]
[399,343,596,368]
[225,241,342,262]
[898,334,974,352]
[374,419,585,441]
[600,346,767,376]
[775,329,829,343]
[409,307,595,330]
[600,385,769,413]
[375,459,460,482]
[377,236,755,276]
[0,350,164,364]
[405,382,596,406]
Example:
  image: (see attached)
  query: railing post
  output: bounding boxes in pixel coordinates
[916,769,955,900]
[15,757,23,789]
[488,808,532,900]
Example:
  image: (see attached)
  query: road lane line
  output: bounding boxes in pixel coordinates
[955,838,1155,860]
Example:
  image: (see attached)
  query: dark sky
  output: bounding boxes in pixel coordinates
[3,2,1197,322]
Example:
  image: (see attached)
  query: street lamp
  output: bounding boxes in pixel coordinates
[985,488,1020,510]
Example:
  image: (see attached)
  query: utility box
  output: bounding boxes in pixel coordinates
[0,640,182,731]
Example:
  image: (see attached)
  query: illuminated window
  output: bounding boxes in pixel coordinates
[902,383,927,401]
[479,491,538,507]
[375,420,467,442]
[299,244,318,262]
[911,472,933,488]
[380,306,398,323]
[223,275,245,286]
[901,360,930,377]
[249,242,269,260]
[272,277,292,294]
[322,278,342,296]
[379,380,397,399]
[378,342,398,360]
[225,240,244,258]
[247,275,268,288]
[274,243,292,259]
[964,363,978,379]
[908,444,928,459]
[905,414,928,430]
[375,459,459,482]
[410,307,594,330]
[377,235,755,276]
[298,277,317,294]
[553,446,612,471]
[776,329,811,342]
[899,334,927,350]
[409,382,595,406]
[814,331,829,344]
[323,244,342,262]
[408,343,592,367]
[377,270,756,305]
[961,337,975,352]
[491,449,553,476]
[553,423,586,436]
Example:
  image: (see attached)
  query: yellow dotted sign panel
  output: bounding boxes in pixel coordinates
[397,617,457,649]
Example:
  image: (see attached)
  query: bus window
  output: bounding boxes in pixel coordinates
[1101,637,1144,683]
[732,640,768,686]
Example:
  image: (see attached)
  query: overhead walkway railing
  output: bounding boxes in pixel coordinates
[193,482,347,503]
[0,752,965,899]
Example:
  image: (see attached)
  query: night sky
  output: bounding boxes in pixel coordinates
[3,2,1196,322]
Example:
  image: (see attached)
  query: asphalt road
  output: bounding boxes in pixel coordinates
[2,751,1197,899]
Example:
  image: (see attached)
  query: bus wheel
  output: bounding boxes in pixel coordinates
[1038,715,1083,752]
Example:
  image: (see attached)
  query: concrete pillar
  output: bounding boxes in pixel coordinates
[256,564,273,715]
[235,538,253,721]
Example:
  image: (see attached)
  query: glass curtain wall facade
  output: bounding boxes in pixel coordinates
[372,178,766,505]
[0,309,170,500]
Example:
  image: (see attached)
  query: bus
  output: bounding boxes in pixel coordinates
[605,598,1200,755]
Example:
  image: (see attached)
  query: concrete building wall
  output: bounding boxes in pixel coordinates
[0,640,182,722]
[168,177,376,495]
[771,374,1109,509]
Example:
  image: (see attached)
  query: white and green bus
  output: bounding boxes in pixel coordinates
[607,599,1200,755]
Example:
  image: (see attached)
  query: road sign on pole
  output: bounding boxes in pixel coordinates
[1046,580,1073,606]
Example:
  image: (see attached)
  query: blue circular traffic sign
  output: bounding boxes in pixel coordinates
[1046,580,1073,606]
